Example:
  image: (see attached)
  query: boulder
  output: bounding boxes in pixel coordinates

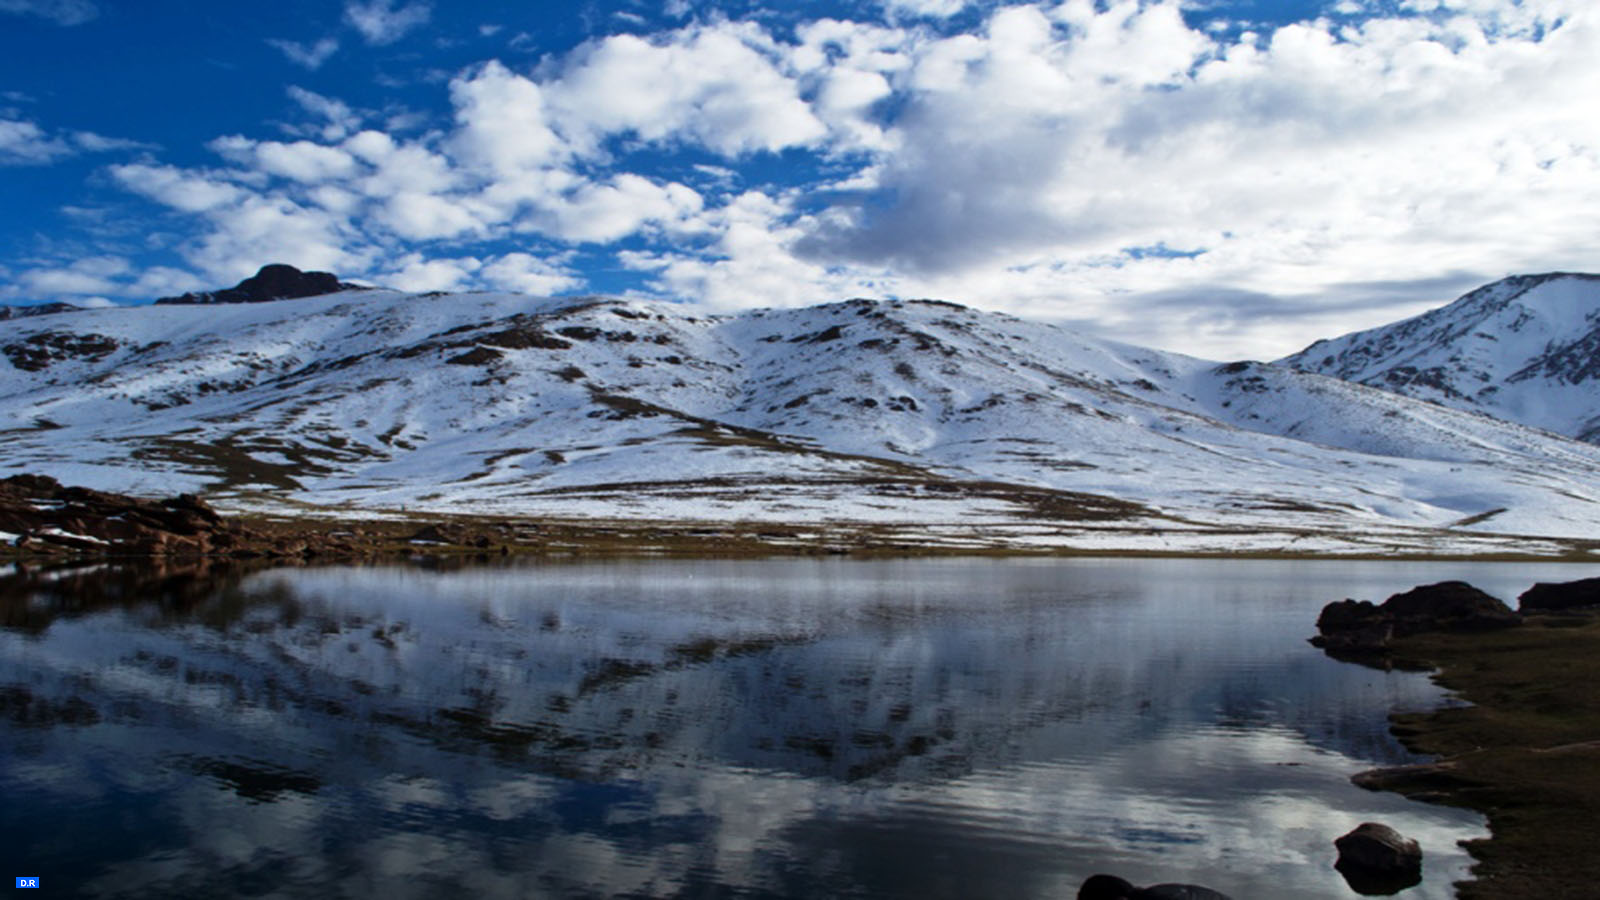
[1519,577,1600,612]
[1311,581,1519,651]
[1077,873,1232,899]
[1381,581,1521,635]
[1334,822,1422,895]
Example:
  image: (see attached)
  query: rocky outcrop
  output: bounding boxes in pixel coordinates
[1,474,239,557]
[154,263,359,306]
[3,330,119,372]
[1519,577,1600,612]
[1311,581,1521,652]
[0,474,326,559]
[1077,874,1232,899]
[1334,822,1423,894]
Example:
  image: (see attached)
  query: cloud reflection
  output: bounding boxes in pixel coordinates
[0,557,1526,898]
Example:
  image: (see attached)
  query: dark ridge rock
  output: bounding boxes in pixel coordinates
[1311,580,1520,652]
[154,263,359,306]
[1519,577,1600,612]
[1334,822,1423,895]
[0,302,83,320]
[480,326,571,350]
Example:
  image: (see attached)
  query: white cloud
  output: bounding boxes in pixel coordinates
[1,118,153,164]
[19,256,128,295]
[882,0,968,19]
[183,194,367,283]
[0,118,72,164]
[84,0,1600,358]
[344,0,431,46]
[211,136,360,183]
[542,25,829,157]
[378,253,479,292]
[111,164,248,212]
[70,131,155,152]
[0,0,97,26]
[287,86,363,141]
[480,252,580,295]
[531,174,703,244]
[268,37,340,70]
[448,61,566,176]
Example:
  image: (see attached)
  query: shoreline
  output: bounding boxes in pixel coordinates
[6,508,1600,565]
[1345,614,1600,899]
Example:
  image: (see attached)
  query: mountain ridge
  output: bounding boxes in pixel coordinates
[1282,272,1600,443]
[3,271,1599,554]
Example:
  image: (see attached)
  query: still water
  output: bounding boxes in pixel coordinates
[2,557,1588,898]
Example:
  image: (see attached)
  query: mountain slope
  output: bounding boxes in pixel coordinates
[1282,273,1600,443]
[3,287,1600,553]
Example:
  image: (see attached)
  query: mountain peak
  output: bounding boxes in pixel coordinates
[1282,271,1600,442]
[154,263,361,306]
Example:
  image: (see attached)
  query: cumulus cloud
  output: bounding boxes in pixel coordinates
[344,0,431,46]
[268,37,340,70]
[89,0,1600,357]
[540,24,828,157]
[480,252,581,295]
[0,0,97,26]
[111,163,249,212]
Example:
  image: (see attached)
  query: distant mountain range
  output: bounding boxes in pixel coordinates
[2,266,1598,553]
[1283,273,1600,444]
[0,301,82,320]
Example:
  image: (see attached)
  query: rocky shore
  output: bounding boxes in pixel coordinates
[0,475,898,562]
[1313,578,1600,899]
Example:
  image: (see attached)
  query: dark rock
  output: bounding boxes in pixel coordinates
[1311,580,1520,651]
[154,263,358,306]
[0,475,256,558]
[1381,581,1520,634]
[4,331,121,372]
[446,346,504,366]
[408,524,462,544]
[1519,577,1600,612]
[1334,822,1423,895]
[1077,873,1232,899]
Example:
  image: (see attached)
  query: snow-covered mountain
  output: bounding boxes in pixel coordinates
[4,275,1600,553]
[1282,273,1600,444]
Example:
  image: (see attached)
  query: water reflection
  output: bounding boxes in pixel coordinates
[3,557,1582,898]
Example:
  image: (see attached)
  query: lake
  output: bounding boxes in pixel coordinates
[3,556,1589,898]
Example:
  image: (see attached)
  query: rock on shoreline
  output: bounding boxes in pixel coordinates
[0,474,324,559]
[1310,580,1521,652]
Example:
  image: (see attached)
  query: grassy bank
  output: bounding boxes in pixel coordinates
[1355,613,1600,899]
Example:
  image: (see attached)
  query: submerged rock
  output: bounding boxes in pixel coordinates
[1334,822,1423,895]
[1077,873,1232,899]
[1519,577,1600,612]
[1311,580,1520,651]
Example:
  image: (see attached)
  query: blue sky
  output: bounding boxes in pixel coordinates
[1,0,1593,358]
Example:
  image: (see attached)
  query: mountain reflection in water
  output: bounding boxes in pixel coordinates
[3,556,1570,898]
